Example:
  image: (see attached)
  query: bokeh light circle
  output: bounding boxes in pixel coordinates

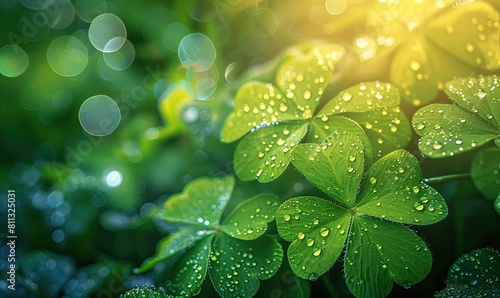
[0,45,29,77]
[325,0,347,15]
[89,13,127,53]
[43,0,75,30]
[178,33,216,72]
[47,35,88,77]
[20,0,55,10]
[79,95,121,136]
[103,39,135,70]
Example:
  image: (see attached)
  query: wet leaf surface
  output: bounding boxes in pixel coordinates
[471,147,500,200]
[276,131,447,297]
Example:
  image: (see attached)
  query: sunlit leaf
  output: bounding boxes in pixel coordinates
[445,75,500,126]
[209,235,283,298]
[345,217,432,298]
[221,194,281,240]
[136,226,208,273]
[233,123,308,182]
[317,81,400,115]
[277,131,447,296]
[163,176,234,226]
[166,236,213,297]
[356,150,448,225]
[276,196,351,280]
[346,106,411,158]
[471,147,500,200]
[413,76,500,158]
[426,1,500,71]
[292,131,365,207]
[435,248,500,297]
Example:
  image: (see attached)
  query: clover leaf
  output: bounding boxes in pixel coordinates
[435,248,500,297]
[136,176,283,298]
[222,43,410,182]
[122,287,173,298]
[412,75,499,158]
[276,131,448,298]
[471,147,500,200]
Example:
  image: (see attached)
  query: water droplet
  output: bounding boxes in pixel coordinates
[306,239,315,247]
[313,248,322,256]
[320,228,329,237]
[258,152,264,158]
[415,204,424,211]
[403,283,412,289]
[308,273,318,281]
[370,177,377,184]
[339,229,345,235]
[303,90,312,100]
[297,232,305,239]
[349,156,356,161]
[433,142,443,150]
[390,126,398,132]
[283,214,291,221]
[465,43,474,53]
[342,92,352,101]
[476,89,486,99]
[416,123,425,131]
[347,167,354,173]
[283,129,290,135]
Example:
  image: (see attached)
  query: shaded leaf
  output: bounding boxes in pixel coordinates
[471,147,500,200]
[122,287,173,298]
[233,122,308,182]
[276,196,351,280]
[345,217,432,298]
[256,257,311,298]
[209,235,283,298]
[221,194,281,240]
[357,150,448,225]
[292,131,365,207]
[435,248,500,297]
[163,176,234,226]
[136,226,208,273]
[166,236,213,297]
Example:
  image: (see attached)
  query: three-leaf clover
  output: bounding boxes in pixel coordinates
[136,176,283,297]
[471,147,500,203]
[276,131,448,298]
[412,75,499,157]
[435,248,500,297]
[221,42,410,182]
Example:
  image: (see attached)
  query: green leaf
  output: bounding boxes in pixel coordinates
[276,43,345,116]
[346,106,411,158]
[276,196,351,280]
[356,150,448,225]
[166,235,214,297]
[221,194,281,240]
[445,76,500,127]
[233,122,308,182]
[292,131,365,207]
[344,217,432,298]
[413,75,500,158]
[221,43,345,143]
[122,287,173,298]
[163,176,234,226]
[413,104,498,158]
[276,132,448,296]
[471,147,500,200]
[209,235,283,298]
[136,226,208,273]
[317,81,400,115]
[435,248,500,297]
[426,2,500,71]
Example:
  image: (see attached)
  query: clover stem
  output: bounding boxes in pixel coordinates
[321,274,339,298]
[422,173,470,184]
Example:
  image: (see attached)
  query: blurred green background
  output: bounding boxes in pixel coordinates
[0,0,499,297]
